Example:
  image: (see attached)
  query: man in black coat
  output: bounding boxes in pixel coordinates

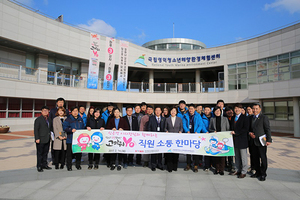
[34,106,52,172]
[230,103,249,178]
[249,103,272,181]
[148,106,165,171]
[122,106,139,167]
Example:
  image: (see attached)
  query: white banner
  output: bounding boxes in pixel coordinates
[87,33,100,89]
[117,40,129,91]
[72,130,235,156]
[103,37,115,90]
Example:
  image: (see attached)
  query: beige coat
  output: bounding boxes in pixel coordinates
[53,116,67,150]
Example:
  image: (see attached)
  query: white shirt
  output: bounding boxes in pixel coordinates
[171,116,176,127]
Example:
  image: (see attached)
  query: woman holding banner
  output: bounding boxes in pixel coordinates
[106,107,129,171]
[63,106,85,171]
[164,107,183,172]
[209,106,230,175]
[86,108,105,170]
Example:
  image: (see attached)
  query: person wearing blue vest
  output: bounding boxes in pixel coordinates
[202,105,213,172]
[78,105,87,127]
[63,106,85,171]
[102,102,114,125]
[177,100,188,121]
[183,104,208,172]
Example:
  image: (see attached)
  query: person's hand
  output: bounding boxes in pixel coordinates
[231,131,235,135]
[214,131,217,133]
[206,132,209,134]
[63,137,67,140]
[166,131,168,133]
[72,129,76,133]
[249,132,255,139]
[59,136,64,140]
[179,131,182,133]
[87,127,91,131]
[195,132,198,134]
[266,142,271,146]
[187,131,190,134]
[100,127,104,131]
[119,128,123,131]
[112,128,116,131]
[36,139,40,143]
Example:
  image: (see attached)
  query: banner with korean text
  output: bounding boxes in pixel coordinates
[103,37,115,90]
[72,130,234,156]
[87,33,100,89]
[117,40,129,91]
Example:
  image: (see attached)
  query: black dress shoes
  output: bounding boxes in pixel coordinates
[219,171,224,176]
[117,165,122,171]
[94,165,98,170]
[151,167,156,171]
[110,165,116,170]
[250,173,260,178]
[60,165,64,169]
[259,175,266,181]
[88,166,93,170]
[213,170,218,175]
[55,165,59,170]
[43,166,52,170]
[67,167,72,171]
[37,167,43,172]
[76,166,82,170]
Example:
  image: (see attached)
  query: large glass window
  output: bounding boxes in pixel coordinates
[181,44,192,50]
[168,43,179,50]
[275,101,288,120]
[263,102,274,120]
[157,44,167,50]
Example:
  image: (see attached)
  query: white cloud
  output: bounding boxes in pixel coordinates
[264,0,300,14]
[78,18,117,37]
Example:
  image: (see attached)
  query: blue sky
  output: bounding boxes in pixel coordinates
[16,0,300,47]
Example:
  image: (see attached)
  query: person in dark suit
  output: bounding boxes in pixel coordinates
[132,104,144,165]
[86,107,105,170]
[148,106,165,171]
[164,107,183,172]
[230,103,250,178]
[249,103,272,181]
[49,97,69,166]
[123,105,139,167]
[34,106,52,172]
[106,107,129,171]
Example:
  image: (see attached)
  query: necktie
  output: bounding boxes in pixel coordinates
[235,116,238,122]
[129,116,132,130]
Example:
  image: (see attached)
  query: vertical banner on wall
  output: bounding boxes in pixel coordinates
[117,41,129,91]
[87,33,100,89]
[103,37,115,90]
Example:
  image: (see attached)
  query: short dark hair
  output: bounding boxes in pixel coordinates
[188,103,196,108]
[234,103,243,109]
[41,106,49,110]
[135,104,141,108]
[225,106,233,112]
[70,106,79,112]
[79,105,85,109]
[147,105,153,109]
[213,106,222,115]
[252,103,261,108]
[154,106,162,111]
[126,105,133,110]
[196,104,202,108]
[93,107,101,117]
[216,99,225,105]
[113,107,121,113]
[56,97,65,103]
[203,105,211,109]
[170,107,178,114]
[108,102,114,107]
[247,104,253,109]
[179,100,186,105]
[141,102,147,106]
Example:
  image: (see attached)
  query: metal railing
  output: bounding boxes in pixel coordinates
[0,62,224,93]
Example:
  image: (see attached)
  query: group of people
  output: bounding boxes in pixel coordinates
[34,97,272,181]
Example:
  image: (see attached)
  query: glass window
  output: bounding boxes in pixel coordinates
[228,75,236,80]
[238,67,246,73]
[72,62,80,76]
[35,100,45,111]
[257,58,266,63]
[278,72,290,81]
[193,45,201,50]
[238,79,247,89]
[247,61,256,65]
[248,65,256,72]
[258,70,267,77]
[278,58,289,67]
[291,57,300,65]
[148,45,155,50]
[248,72,256,78]
[258,76,268,83]
[268,68,278,75]
[265,114,274,120]
[228,68,236,74]
[168,43,179,50]
[278,53,289,60]
[268,61,279,68]
[268,74,278,82]
[275,101,287,112]
[8,112,20,118]
[0,112,5,118]
[263,102,274,113]
[228,64,236,69]
[288,101,293,120]
[22,99,33,110]
[22,112,33,118]
[26,53,35,69]
[291,50,300,57]
[248,78,257,85]
[268,56,277,62]
[237,62,246,67]
[0,97,7,110]
[157,44,167,50]
[8,98,20,110]
[229,80,237,90]
[257,62,267,70]
[291,71,300,79]
[279,66,289,73]
[181,44,192,50]
[238,73,247,79]
[291,64,300,71]
[46,100,56,110]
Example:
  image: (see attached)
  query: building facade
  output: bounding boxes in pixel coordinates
[0,0,299,136]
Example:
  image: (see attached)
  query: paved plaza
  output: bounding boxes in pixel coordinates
[0,131,299,200]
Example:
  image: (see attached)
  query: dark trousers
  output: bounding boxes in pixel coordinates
[204,156,211,169]
[248,140,255,169]
[110,153,123,166]
[213,157,225,172]
[136,154,141,164]
[36,142,50,168]
[88,153,100,166]
[187,154,200,166]
[54,141,65,166]
[123,154,134,164]
[51,141,55,164]
[66,143,82,168]
[165,153,179,171]
[252,145,268,176]
[151,153,163,168]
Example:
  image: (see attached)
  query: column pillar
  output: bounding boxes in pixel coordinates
[224,64,229,91]
[149,69,154,93]
[80,62,89,88]
[293,97,300,137]
[86,102,91,115]
[195,69,200,93]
